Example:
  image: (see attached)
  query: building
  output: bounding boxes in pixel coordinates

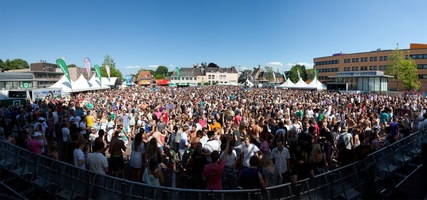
[313,43,427,91]
[204,66,238,85]
[170,68,201,86]
[137,70,152,86]
[170,66,239,86]
[328,71,392,91]
[5,61,89,88]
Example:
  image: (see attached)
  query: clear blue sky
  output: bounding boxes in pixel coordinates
[1,0,426,75]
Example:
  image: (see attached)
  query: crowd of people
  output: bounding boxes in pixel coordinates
[0,85,425,191]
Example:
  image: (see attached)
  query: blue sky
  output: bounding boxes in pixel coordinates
[1,0,427,75]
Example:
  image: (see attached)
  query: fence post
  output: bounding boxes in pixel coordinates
[422,141,427,197]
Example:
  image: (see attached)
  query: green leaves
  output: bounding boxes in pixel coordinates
[386,48,420,90]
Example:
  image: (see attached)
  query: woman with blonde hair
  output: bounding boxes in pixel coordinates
[261,155,281,187]
[309,143,327,175]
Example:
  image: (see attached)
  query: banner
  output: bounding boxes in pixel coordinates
[32,88,62,101]
[56,58,71,82]
[297,69,301,79]
[105,64,111,78]
[175,67,181,79]
[84,57,91,78]
[94,64,102,83]
[283,72,287,81]
[314,68,318,78]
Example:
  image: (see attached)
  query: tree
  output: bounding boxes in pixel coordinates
[0,59,3,69]
[208,62,219,68]
[155,66,169,79]
[289,64,307,83]
[3,58,29,70]
[264,66,274,82]
[386,48,420,91]
[101,55,123,80]
[306,69,315,82]
[67,64,77,68]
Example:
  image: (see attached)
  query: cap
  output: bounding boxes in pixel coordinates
[33,132,42,137]
[38,117,45,121]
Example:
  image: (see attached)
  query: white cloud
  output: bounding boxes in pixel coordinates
[124,64,160,69]
[124,66,143,69]
[266,61,284,67]
[147,64,160,69]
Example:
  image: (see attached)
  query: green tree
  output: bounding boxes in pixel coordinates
[67,64,77,68]
[306,69,315,81]
[289,64,307,83]
[386,48,420,90]
[155,66,169,79]
[101,55,123,80]
[0,59,4,69]
[4,58,29,70]
[264,66,274,82]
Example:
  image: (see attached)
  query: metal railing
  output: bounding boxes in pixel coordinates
[0,129,426,200]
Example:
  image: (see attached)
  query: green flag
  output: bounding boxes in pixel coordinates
[314,68,318,78]
[175,67,181,79]
[94,64,102,83]
[56,58,70,82]
[283,72,287,81]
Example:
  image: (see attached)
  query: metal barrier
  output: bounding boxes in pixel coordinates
[0,129,426,200]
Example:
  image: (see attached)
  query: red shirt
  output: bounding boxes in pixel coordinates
[203,159,225,190]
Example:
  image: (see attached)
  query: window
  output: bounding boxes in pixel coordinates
[374,57,377,61]
[380,56,383,61]
[369,66,373,70]
[379,66,383,70]
[383,66,387,70]
[370,57,373,61]
[374,66,377,70]
[384,56,388,61]
[356,58,359,62]
[352,58,355,63]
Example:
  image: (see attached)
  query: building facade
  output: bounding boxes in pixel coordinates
[313,43,427,91]
[170,66,239,86]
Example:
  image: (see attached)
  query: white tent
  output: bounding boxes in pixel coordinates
[277,78,295,88]
[73,74,91,92]
[306,76,327,90]
[288,77,308,89]
[101,77,118,88]
[49,75,73,93]
[89,75,110,90]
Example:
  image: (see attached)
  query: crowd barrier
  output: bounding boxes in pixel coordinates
[0,129,426,200]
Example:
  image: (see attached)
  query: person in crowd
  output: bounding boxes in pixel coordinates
[109,131,126,178]
[220,139,238,190]
[309,143,327,175]
[27,131,46,155]
[129,131,145,182]
[202,134,231,190]
[238,155,267,190]
[73,138,88,170]
[269,140,291,183]
[142,156,164,186]
[261,155,281,187]
[241,135,260,168]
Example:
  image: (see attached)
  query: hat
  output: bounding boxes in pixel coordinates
[69,117,75,122]
[33,132,42,137]
[38,117,45,121]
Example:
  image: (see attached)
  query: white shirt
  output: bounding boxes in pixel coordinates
[87,152,108,175]
[270,147,291,173]
[62,127,70,142]
[241,143,259,167]
[79,122,87,135]
[220,150,237,168]
[73,148,86,170]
